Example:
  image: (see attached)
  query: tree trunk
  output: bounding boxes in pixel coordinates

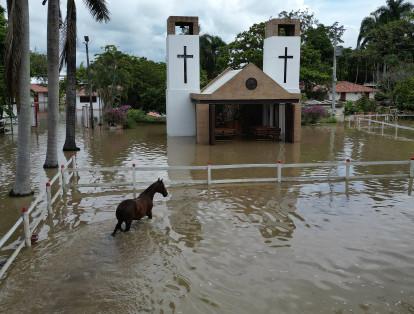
[63,0,79,151]
[10,0,32,196]
[44,0,60,168]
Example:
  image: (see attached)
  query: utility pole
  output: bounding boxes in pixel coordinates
[84,35,94,129]
[332,35,337,116]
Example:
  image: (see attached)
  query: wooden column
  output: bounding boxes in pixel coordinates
[196,103,210,145]
[293,103,301,142]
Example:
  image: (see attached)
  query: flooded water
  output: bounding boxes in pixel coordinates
[1,114,414,313]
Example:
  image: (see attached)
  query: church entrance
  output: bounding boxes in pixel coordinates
[209,103,287,144]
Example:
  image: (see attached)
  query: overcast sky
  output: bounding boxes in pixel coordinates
[1,0,386,65]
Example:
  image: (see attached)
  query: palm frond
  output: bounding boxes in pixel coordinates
[59,0,76,71]
[82,0,109,22]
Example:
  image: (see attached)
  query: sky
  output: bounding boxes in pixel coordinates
[1,0,387,65]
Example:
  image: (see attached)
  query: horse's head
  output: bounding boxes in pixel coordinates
[156,178,168,197]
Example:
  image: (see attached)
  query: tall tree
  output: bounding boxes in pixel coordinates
[200,34,227,80]
[43,0,60,168]
[0,5,7,119]
[62,0,109,151]
[6,0,32,196]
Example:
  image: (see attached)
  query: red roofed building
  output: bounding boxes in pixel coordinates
[30,84,48,112]
[329,81,377,102]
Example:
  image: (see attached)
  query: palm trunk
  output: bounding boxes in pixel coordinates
[63,0,79,151]
[10,0,32,196]
[44,0,60,168]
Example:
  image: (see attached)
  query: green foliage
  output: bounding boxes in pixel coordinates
[200,34,227,80]
[224,22,265,69]
[344,101,357,115]
[393,76,414,110]
[355,95,377,112]
[30,51,48,82]
[126,109,165,128]
[321,116,337,123]
[88,45,166,113]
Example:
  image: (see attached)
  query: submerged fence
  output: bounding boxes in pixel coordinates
[349,114,414,139]
[1,156,414,280]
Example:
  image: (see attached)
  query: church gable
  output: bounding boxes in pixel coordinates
[191,63,300,102]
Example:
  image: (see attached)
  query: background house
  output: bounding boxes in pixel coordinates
[30,84,48,112]
[76,88,101,111]
[329,81,377,102]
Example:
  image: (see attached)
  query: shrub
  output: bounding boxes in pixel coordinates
[344,101,356,115]
[302,105,328,125]
[393,77,414,111]
[355,95,376,113]
[103,105,131,126]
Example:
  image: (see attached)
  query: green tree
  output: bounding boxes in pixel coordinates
[200,34,227,80]
[30,51,48,83]
[61,0,110,151]
[393,76,414,110]
[5,0,32,196]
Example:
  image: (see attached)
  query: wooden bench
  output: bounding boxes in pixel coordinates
[252,127,281,141]
[215,128,237,140]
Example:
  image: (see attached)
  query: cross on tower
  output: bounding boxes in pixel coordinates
[177,46,194,84]
[278,47,293,83]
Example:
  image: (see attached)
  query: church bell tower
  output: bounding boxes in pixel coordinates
[166,16,200,136]
[263,19,301,93]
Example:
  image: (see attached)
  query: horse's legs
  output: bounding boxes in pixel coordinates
[124,220,132,232]
[147,210,152,219]
[112,221,122,236]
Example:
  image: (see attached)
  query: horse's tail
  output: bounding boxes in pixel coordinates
[112,221,122,237]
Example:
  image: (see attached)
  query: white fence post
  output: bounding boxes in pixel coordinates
[46,182,52,214]
[207,163,212,185]
[357,117,361,130]
[21,208,31,248]
[395,123,398,138]
[73,153,78,179]
[60,164,66,194]
[345,159,351,180]
[381,122,384,136]
[132,163,136,198]
[410,157,414,178]
[368,119,371,132]
[277,160,282,183]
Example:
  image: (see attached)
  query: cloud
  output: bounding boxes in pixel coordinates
[0,0,387,64]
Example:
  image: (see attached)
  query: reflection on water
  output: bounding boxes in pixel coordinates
[1,116,414,313]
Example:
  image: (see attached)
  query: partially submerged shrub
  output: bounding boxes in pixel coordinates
[103,105,131,126]
[302,105,328,125]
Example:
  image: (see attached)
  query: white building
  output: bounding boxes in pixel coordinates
[30,84,48,112]
[76,88,101,111]
[329,81,377,102]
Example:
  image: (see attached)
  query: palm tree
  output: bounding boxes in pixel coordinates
[375,0,413,22]
[61,0,109,151]
[5,0,32,196]
[357,0,413,48]
[43,0,60,168]
[200,34,226,80]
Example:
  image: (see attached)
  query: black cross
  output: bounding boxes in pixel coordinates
[177,46,193,84]
[278,47,293,83]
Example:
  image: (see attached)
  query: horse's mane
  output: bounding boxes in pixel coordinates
[138,180,159,198]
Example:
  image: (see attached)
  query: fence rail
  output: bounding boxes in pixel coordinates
[1,155,414,281]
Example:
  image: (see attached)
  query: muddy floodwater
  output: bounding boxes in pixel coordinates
[0,114,414,313]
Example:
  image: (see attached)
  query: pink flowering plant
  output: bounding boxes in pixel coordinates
[103,105,131,126]
[302,105,328,125]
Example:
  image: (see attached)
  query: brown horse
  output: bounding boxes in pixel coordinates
[112,178,168,236]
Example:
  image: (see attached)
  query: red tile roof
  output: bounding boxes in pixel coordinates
[335,81,376,93]
[30,84,48,93]
[77,88,98,97]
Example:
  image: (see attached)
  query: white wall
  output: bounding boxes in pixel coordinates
[76,95,101,111]
[166,34,200,136]
[263,36,301,93]
[329,91,376,101]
